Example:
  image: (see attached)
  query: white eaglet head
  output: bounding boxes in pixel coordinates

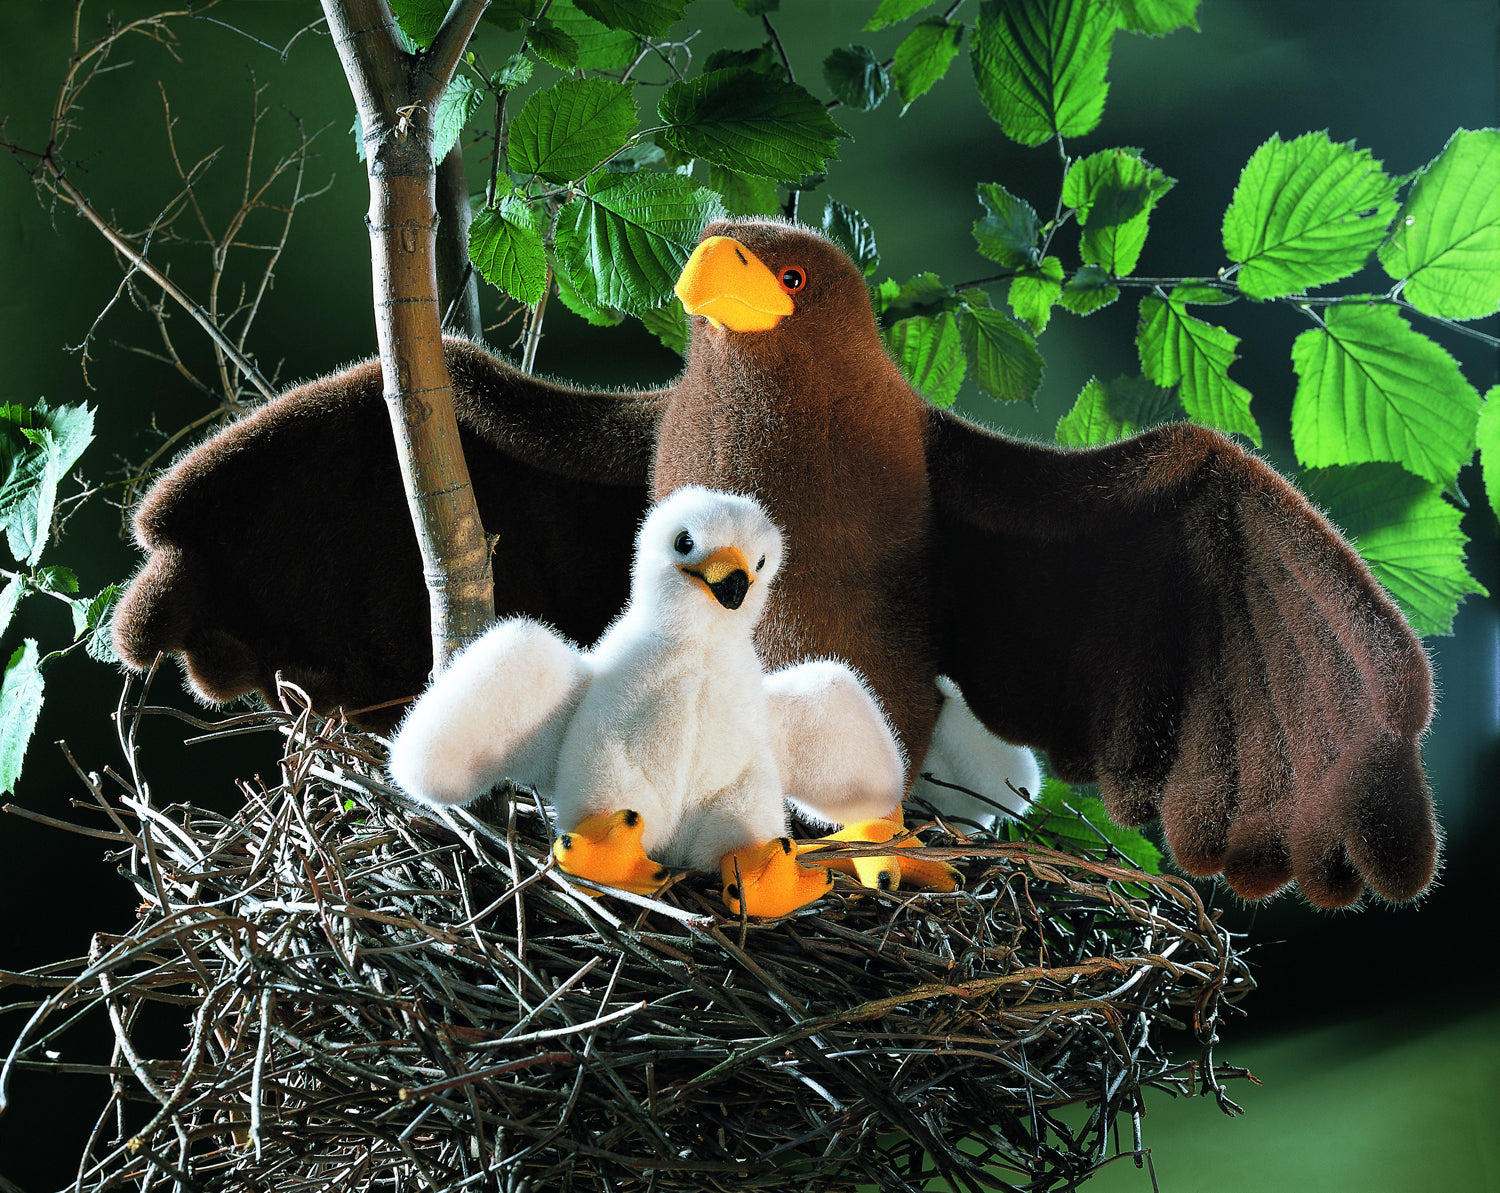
[633,486,784,630]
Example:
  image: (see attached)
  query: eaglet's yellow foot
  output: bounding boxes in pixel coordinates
[721,837,835,918]
[552,809,672,897]
[800,818,963,893]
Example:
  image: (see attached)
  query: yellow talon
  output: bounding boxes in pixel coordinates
[721,837,836,918]
[552,809,672,897]
[800,817,962,893]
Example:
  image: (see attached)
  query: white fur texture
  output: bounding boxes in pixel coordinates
[911,675,1039,826]
[766,660,905,829]
[387,486,905,872]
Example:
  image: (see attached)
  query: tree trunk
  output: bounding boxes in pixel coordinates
[322,0,494,675]
[436,143,483,340]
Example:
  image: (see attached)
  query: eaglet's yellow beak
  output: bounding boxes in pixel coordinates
[675,236,794,332]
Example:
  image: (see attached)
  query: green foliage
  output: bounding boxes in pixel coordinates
[1379,128,1500,319]
[1290,303,1480,488]
[508,77,637,183]
[385,0,1494,638]
[891,18,966,113]
[1056,376,1183,447]
[553,173,725,315]
[1137,293,1261,444]
[822,44,890,112]
[973,182,1041,269]
[469,196,549,306]
[1223,133,1398,299]
[888,312,966,408]
[1062,148,1174,275]
[1481,387,1500,525]
[0,399,121,795]
[1305,465,1487,637]
[1006,779,1164,876]
[971,0,1114,146]
[657,69,845,180]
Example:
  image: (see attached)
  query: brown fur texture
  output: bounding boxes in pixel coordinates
[113,340,663,727]
[112,220,1439,908]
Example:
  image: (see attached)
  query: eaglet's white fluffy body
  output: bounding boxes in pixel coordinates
[388,486,905,872]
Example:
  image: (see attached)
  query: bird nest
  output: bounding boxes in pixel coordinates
[4,677,1254,1193]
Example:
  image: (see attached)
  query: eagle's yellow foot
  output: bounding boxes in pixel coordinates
[801,818,963,893]
[721,837,835,918]
[552,809,671,897]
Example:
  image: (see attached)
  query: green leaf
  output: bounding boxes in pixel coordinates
[553,267,625,327]
[469,196,549,306]
[386,0,448,47]
[1008,778,1163,874]
[1115,0,1200,35]
[639,301,690,355]
[1290,303,1480,488]
[1008,255,1065,333]
[891,18,965,113]
[873,272,955,323]
[509,78,637,184]
[554,172,725,315]
[483,0,540,32]
[33,566,78,594]
[490,52,534,92]
[1062,147,1174,275]
[1056,375,1183,446]
[547,0,639,70]
[971,0,1114,147]
[658,69,846,181]
[888,313,967,408]
[822,199,880,277]
[961,305,1044,403]
[1480,386,1500,525]
[0,577,22,641]
[432,73,484,161]
[575,0,686,37]
[703,43,782,76]
[1379,128,1500,320]
[1057,263,1118,314]
[1304,464,1487,636]
[0,640,44,796]
[732,0,778,12]
[706,164,782,216]
[866,0,938,30]
[528,17,581,72]
[1222,132,1398,300]
[2,402,94,567]
[973,182,1040,269]
[823,44,890,112]
[1137,295,1260,444]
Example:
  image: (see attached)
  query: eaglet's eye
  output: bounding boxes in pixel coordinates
[779,267,805,293]
[756,555,766,571]
[674,531,694,556]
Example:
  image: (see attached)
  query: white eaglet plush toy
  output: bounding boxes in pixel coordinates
[389,485,933,917]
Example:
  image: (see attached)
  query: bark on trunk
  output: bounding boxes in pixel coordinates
[322,0,494,675]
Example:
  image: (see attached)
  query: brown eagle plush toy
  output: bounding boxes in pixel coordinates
[112,218,1439,910]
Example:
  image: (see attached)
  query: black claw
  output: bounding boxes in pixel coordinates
[823,868,835,886]
[622,809,640,827]
[654,867,670,882]
[725,883,741,901]
[877,871,894,891]
[558,834,573,851]
[778,837,793,854]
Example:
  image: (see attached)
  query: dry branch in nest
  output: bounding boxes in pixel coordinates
[2,676,1254,1192]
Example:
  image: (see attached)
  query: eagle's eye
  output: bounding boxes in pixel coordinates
[779,267,805,293]
[674,531,694,556]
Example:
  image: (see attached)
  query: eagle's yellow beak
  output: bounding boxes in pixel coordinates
[680,544,755,610]
[675,236,794,332]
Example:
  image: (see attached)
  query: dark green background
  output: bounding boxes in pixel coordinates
[2,2,1496,1189]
